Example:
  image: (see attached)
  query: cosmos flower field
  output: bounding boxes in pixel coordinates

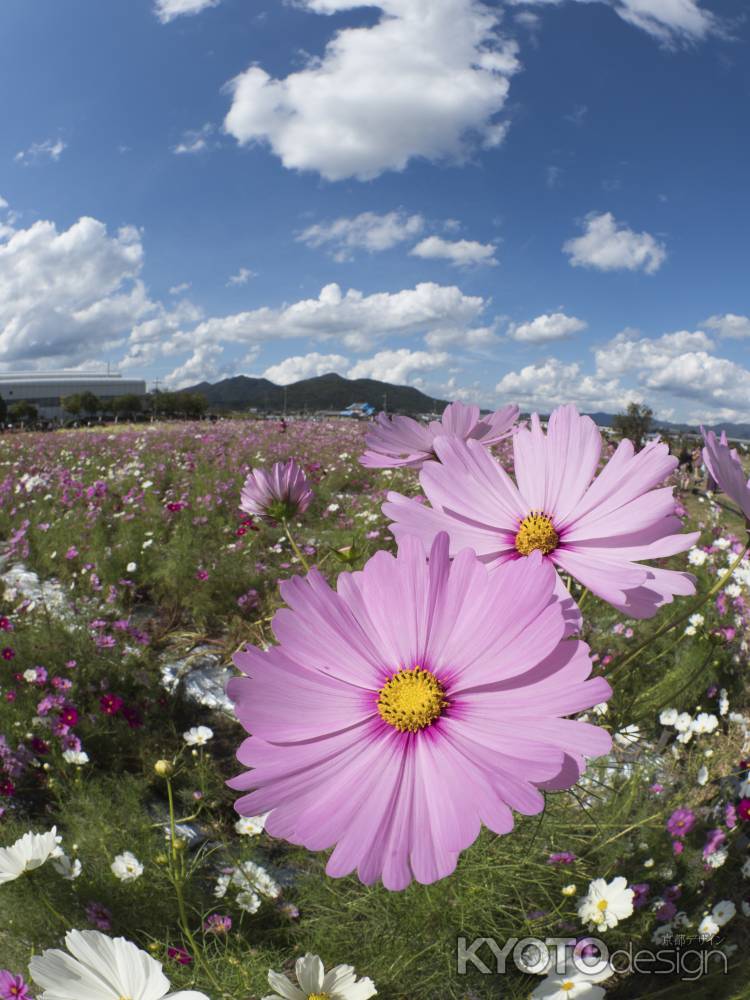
[1,411,750,1000]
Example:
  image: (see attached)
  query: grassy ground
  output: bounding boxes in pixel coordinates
[1,419,749,999]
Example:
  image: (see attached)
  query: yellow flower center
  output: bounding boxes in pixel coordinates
[377,666,448,732]
[308,994,330,1000]
[561,982,575,992]
[596,899,609,912]
[515,511,559,556]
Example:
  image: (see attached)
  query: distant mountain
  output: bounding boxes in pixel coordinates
[180,372,448,415]
[180,376,750,439]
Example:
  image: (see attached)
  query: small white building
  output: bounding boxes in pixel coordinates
[0,371,147,420]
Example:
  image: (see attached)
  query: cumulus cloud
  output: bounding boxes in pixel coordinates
[594,328,714,377]
[592,328,750,421]
[496,358,638,412]
[262,352,350,384]
[297,211,424,261]
[348,347,450,384]
[506,0,719,46]
[424,325,499,348]
[174,281,486,354]
[169,282,192,295]
[410,235,497,267]
[223,0,519,181]
[0,216,157,366]
[154,0,221,23]
[15,138,66,165]
[704,313,750,340]
[563,211,667,274]
[508,311,587,343]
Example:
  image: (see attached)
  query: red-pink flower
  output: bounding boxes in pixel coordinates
[240,459,313,521]
[385,405,698,618]
[361,401,519,469]
[228,533,610,890]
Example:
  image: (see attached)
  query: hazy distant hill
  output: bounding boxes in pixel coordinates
[182,372,448,415]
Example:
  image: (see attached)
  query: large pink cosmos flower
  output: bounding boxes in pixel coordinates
[383,405,698,618]
[227,533,611,890]
[240,459,313,521]
[360,401,519,469]
[702,428,750,524]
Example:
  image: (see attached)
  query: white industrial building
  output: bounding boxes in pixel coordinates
[0,372,147,420]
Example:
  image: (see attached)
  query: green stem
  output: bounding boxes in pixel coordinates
[27,873,69,929]
[578,587,590,611]
[282,519,311,572]
[165,775,223,994]
[608,541,749,682]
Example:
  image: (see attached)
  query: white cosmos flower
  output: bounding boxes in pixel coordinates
[263,952,377,1000]
[697,915,720,940]
[110,850,144,881]
[52,852,82,880]
[578,877,634,930]
[183,726,214,746]
[235,813,269,837]
[62,749,90,766]
[0,827,62,884]
[531,960,612,1000]
[29,929,209,999]
[688,548,708,566]
[691,713,719,735]
[659,708,678,726]
[712,900,736,926]
[126,561,137,573]
[674,712,693,733]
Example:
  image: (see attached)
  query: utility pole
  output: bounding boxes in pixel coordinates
[283,385,288,418]
[382,392,388,415]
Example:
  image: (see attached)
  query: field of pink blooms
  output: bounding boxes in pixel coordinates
[1,410,749,1000]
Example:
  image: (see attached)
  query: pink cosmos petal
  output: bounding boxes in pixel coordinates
[228,532,611,890]
[361,401,519,470]
[702,427,750,521]
[384,405,695,618]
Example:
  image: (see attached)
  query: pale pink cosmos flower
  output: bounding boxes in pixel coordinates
[240,459,313,521]
[227,532,611,890]
[360,401,519,469]
[702,428,750,524]
[384,405,698,618]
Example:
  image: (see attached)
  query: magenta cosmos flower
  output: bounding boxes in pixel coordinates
[702,428,750,524]
[227,533,611,890]
[384,405,698,618]
[240,459,313,521]
[360,401,519,469]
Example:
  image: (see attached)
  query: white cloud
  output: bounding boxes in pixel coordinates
[165,343,225,387]
[508,311,587,343]
[15,138,66,165]
[594,328,714,377]
[223,0,520,181]
[262,352,350,384]
[0,216,155,366]
[169,282,192,295]
[506,0,719,46]
[154,0,221,23]
[175,281,486,354]
[410,235,497,267]
[563,211,667,274]
[348,347,450,384]
[591,328,750,422]
[704,313,750,340]
[613,0,718,46]
[0,196,7,210]
[496,358,639,412]
[227,267,256,286]
[173,124,215,155]
[297,211,424,261]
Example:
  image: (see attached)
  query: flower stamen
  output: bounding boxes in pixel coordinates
[377,666,448,732]
[515,511,559,556]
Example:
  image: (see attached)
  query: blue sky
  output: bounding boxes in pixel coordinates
[0,0,748,421]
